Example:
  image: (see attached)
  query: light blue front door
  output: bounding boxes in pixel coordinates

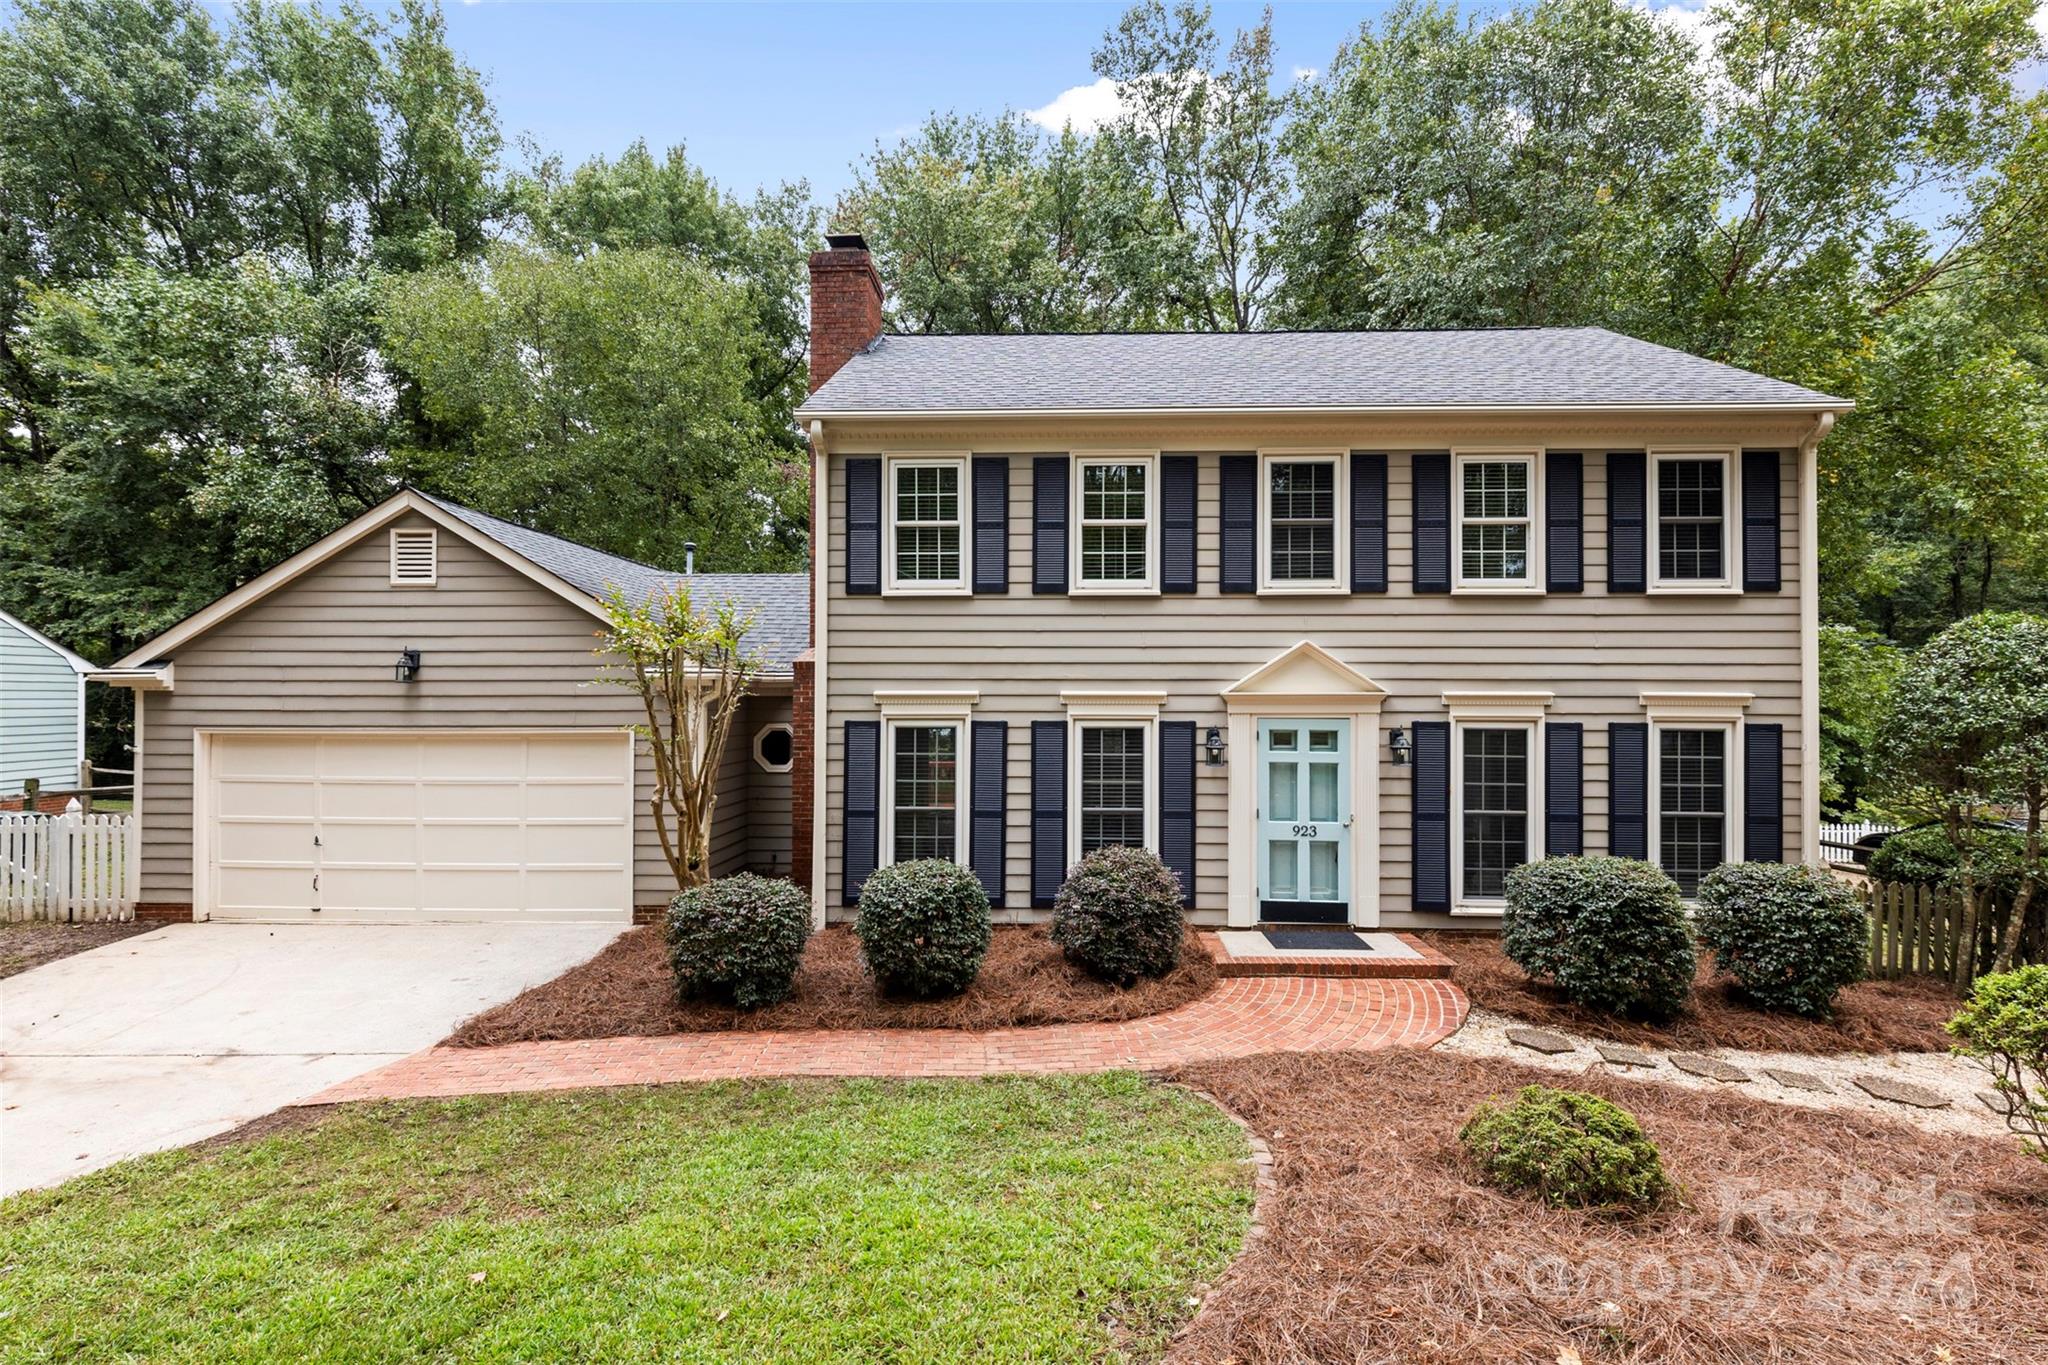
[1257,718,1350,922]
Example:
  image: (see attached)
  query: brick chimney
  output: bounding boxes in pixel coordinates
[808,232,883,393]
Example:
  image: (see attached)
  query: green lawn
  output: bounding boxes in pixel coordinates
[0,1074,1252,1364]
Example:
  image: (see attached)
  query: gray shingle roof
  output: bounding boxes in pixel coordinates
[799,327,1847,415]
[424,495,808,674]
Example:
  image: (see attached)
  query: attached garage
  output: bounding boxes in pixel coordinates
[203,731,633,922]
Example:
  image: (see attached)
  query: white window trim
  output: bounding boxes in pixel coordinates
[1061,692,1161,865]
[1647,720,1743,890]
[883,453,971,596]
[1648,449,1738,595]
[1446,691,1552,916]
[876,692,976,868]
[752,722,794,773]
[1451,448,1543,594]
[1071,451,1161,595]
[1257,449,1349,594]
[388,527,438,587]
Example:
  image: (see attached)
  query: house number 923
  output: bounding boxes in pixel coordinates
[1291,824,1319,838]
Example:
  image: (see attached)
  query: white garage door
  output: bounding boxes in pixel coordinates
[206,732,633,922]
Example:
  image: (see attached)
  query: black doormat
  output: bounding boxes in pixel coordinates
[1263,929,1372,952]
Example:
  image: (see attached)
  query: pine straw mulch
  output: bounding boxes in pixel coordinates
[445,923,1219,1047]
[1418,930,1959,1055]
[1168,1049,2048,1364]
[0,919,157,979]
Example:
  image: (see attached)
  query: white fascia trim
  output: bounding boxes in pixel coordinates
[1639,691,1755,722]
[86,664,175,692]
[1060,690,1166,720]
[1797,413,1834,865]
[1442,690,1555,722]
[799,400,1856,421]
[808,420,830,928]
[0,608,96,672]
[106,490,610,670]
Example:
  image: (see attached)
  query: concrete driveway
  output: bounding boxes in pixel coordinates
[1,921,623,1196]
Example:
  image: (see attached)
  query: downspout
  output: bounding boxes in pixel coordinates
[1798,411,1836,866]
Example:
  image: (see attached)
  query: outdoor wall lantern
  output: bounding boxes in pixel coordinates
[1389,727,1413,766]
[1203,726,1226,766]
[395,647,423,684]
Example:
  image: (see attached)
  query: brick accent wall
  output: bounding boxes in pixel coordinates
[790,650,815,894]
[134,902,194,922]
[634,904,666,926]
[0,793,83,813]
[807,235,883,395]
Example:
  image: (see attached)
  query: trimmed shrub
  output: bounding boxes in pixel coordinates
[1052,846,1186,985]
[855,859,992,998]
[1948,965,2048,1163]
[1695,862,1868,1018]
[1460,1085,1670,1213]
[1869,824,2026,898]
[666,873,812,1010]
[1502,856,1696,1021]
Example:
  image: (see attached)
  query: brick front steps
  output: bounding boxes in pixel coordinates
[1202,930,1457,980]
[307,977,1470,1105]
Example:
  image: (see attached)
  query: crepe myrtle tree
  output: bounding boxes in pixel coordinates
[1880,612,2048,980]
[596,582,757,890]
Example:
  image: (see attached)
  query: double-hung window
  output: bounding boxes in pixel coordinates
[885,457,966,592]
[1459,726,1531,900]
[1453,452,1538,590]
[1075,722,1151,857]
[1651,452,1733,590]
[885,720,963,864]
[1655,726,1729,896]
[1260,452,1345,591]
[1075,455,1157,592]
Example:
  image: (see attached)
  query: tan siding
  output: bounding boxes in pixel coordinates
[746,694,794,875]
[821,417,1811,926]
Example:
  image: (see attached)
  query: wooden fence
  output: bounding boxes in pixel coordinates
[0,808,136,922]
[1860,879,2042,988]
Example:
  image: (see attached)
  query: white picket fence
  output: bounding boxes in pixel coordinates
[1819,820,1898,861]
[0,807,136,921]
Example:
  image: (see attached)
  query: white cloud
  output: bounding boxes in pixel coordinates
[2034,0,2047,42]
[1024,77,1129,135]
[1292,65,1319,82]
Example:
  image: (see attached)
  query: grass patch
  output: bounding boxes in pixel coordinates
[0,1074,1252,1364]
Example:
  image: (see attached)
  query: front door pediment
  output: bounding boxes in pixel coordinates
[1222,641,1388,711]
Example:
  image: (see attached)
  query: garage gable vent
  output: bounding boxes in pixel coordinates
[389,528,438,586]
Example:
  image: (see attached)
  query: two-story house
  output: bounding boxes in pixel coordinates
[795,234,1849,932]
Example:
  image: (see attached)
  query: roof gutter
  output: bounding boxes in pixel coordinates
[797,399,1856,421]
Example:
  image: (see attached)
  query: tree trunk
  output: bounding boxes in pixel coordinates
[1992,800,2042,975]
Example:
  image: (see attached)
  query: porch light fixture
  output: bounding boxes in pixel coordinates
[1389,726,1412,766]
[1203,726,1226,766]
[394,647,422,684]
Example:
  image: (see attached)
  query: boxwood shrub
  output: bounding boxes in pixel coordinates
[1502,856,1696,1020]
[1051,846,1186,985]
[666,873,813,1009]
[1460,1085,1670,1213]
[855,859,992,998]
[1868,824,2026,898]
[1695,861,1867,1017]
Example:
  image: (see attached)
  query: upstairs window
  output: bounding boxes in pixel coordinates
[1261,453,1344,590]
[1653,453,1731,589]
[1454,453,1537,590]
[886,458,966,592]
[1075,456,1156,592]
[389,527,438,586]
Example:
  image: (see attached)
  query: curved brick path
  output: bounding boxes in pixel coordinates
[309,977,1468,1105]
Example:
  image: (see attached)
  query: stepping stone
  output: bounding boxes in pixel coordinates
[1595,1043,1657,1068]
[1507,1027,1576,1056]
[1851,1075,1951,1109]
[1762,1068,1831,1093]
[1979,1090,2016,1116]
[1669,1053,1750,1083]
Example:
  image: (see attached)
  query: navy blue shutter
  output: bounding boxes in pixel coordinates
[1744,723,1785,862]
[1609,722,1649,859]
[972,456,1009,594]
[1544,723,1584,856]
[1032,456,1068,594]
[1412,453,1451,593]
[1030,721,1067,906]
[1159,721,1196,908]
[970,720,1008,904]
[1741,450,1782,592]
[1607,452,1646,593]
[1351,452,1388,593]
[1219,454,1257,593]
[843,720,880,904]
[1412,721,1451,911]
[1546,452,1583,593]
[845,458,882,596]
[1161,455,1198,593]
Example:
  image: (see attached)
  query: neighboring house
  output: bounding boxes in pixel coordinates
[89,493,805,923]
[795,234,1852,931]
[0,608,94,802]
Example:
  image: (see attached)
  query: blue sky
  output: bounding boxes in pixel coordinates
[438,2,1394,206]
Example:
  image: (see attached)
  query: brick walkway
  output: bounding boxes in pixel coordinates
[309,977,1469,1105]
